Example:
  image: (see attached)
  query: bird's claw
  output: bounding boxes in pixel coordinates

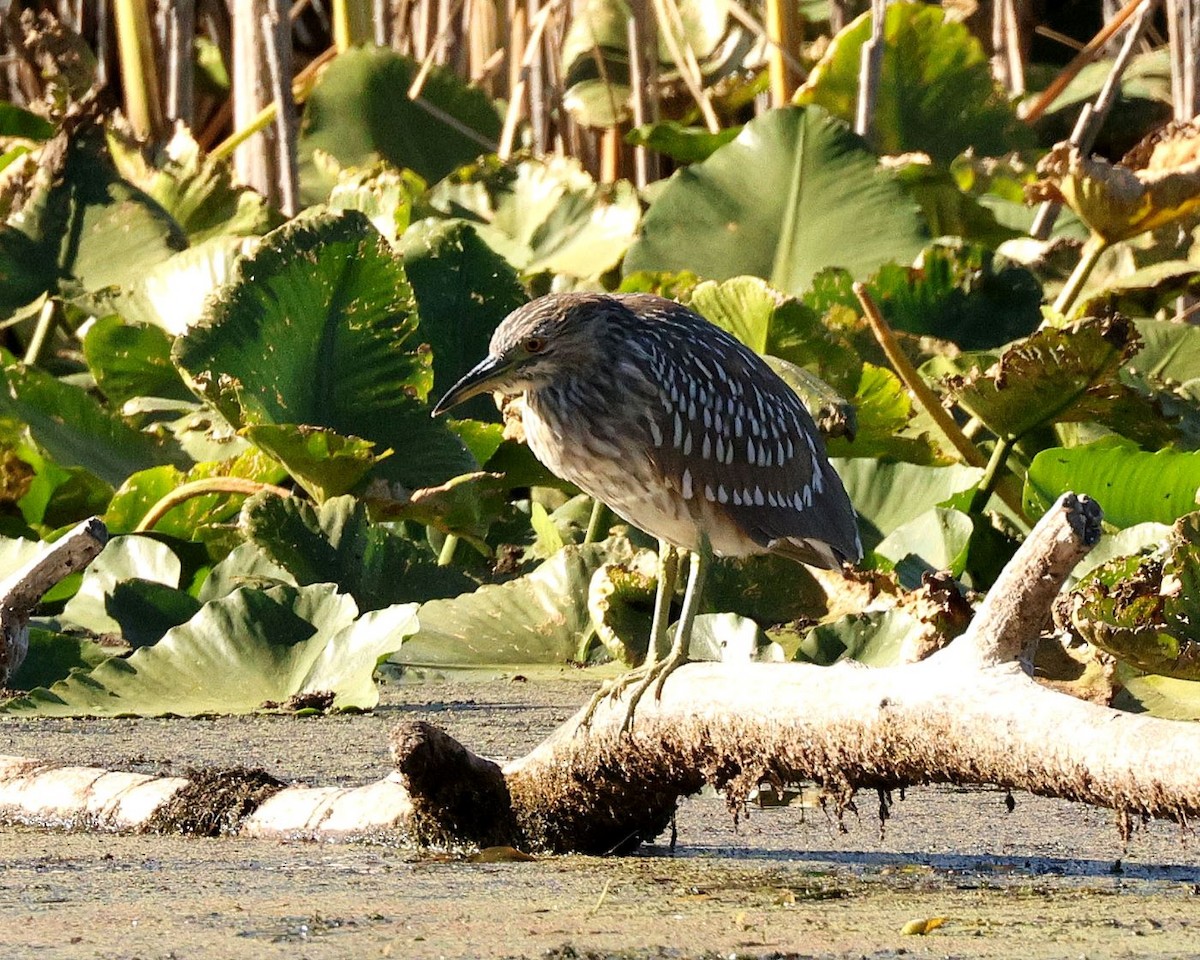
[577,653,689,734]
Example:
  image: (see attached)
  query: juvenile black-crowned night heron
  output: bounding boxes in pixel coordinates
[433,292,861,721]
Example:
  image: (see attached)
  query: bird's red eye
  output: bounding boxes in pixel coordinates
[523,336,546,353]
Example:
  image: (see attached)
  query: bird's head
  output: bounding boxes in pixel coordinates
[432,293,623,415]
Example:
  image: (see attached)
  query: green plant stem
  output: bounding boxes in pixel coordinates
[969,436,1014,515]
[438,533,460,566]
[332,0,372,51]
[136,478,293,532]
[23,299,57,366]
[584,499,609,544]
[1053,235,1108,318]
[113,0,164,140]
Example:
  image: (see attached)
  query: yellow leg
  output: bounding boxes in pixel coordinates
[630,534,710,714]
[579,540,682,730]
[645,540,680,667]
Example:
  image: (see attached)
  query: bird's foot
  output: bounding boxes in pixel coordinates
[577,652,690,734]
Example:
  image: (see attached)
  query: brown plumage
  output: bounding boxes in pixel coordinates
[434,291,861,722]
[434,291,861,569]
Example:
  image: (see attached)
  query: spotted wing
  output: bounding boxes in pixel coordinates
[621,295,862,568]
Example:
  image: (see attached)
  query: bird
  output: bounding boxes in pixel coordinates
[433,292,862,725]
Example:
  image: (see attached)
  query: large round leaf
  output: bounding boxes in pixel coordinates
[297,47,502,204]
[796,1,1032,164]
[172,210,475,488]
[0,130,187,316]
[397,543,627,668]
[3,584,419,716]
[624,106,927,295]
[397,219,526,412]
[834,457,984,551]
[240,493,472,610]
[428,156,641,280]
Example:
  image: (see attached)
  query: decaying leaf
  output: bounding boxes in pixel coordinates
[1027,122,1200,244]
[1059,513,1200,680]
[934,312,1172,446]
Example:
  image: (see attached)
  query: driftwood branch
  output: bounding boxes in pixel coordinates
[0,517,108,686]
[1,495,1198,852]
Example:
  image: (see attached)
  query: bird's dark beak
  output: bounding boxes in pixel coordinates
[432,354,511,416]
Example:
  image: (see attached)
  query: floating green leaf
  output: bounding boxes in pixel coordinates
[1026,439,1200,529]
[798,608,921,667]
[9,628,109,691]
[3,584,419,716]
[58,535,184,637]
[398,543,629,668]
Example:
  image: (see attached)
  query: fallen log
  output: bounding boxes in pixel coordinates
[1,493,1199,852]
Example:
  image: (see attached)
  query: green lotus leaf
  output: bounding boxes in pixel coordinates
[378,471,510,548]
[397,219,526,412]
[684,275,862,393]
[398,542,634,669]
[833,458,984,551]
[111,125,275,242]
[82,315,190,406]
[873,506,973,588]
[9,628,109,691]
[172,210,474,489]
[2,583,419,716]
[328,162,425,245]
[624,106,927,295]
[120,235,257,335]
[240,492,472,610]
[428,155,641,279]
[795,0,1032,164]
[797,608,922,667]
[1025,439,1200,528]
[298,47,502,203]
[0,352,184,489]
[58,535,184,637]
[0,130,187,316]
[559,0,738,127]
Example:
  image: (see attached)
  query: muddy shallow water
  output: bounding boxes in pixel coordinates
[1,676,1198,959]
